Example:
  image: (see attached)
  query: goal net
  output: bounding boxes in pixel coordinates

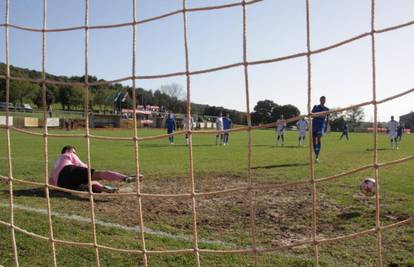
[0,0,413,266]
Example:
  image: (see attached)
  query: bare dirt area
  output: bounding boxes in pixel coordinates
[89,175,385,249]
[4,175,412,265]
[6,174,410,253]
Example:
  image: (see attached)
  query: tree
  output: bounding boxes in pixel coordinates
[271,104,300,123]
[159,83,186,113]
[153,90,171,111]
[281,104,300,119]
[34,84,56,108]
[58,85,71,110]
[251,100,301,125]
[9,80,36,105]
[47,84,59,104]
[58,85,83,110]
[329,110,346,131]
[135,88,155,106]
[346,107,365,131]
[160,83,184,100]
[204,106,225,117]
[251,99,278,124]
[94,86,111,111]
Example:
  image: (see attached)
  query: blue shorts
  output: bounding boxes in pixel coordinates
[312,129,323,138]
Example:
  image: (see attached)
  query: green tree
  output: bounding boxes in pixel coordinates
[58,85,71,110]
[252,99,278,124]
[280,104,301,125]
[69,86,84,109]
[94,86,111,111]
[346,107,365,131]
[329,111,346,131]
[9,80,37,105]
[58,85,84,110]
[34,84,57,109]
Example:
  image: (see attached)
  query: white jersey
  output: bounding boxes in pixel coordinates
[216,117,223,131]
[183,116,194,130]
[296,119,308,136]
[387,120,398,137]
[276,119,286,134]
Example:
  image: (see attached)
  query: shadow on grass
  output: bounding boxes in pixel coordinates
[253,144,305,149]
[365,148,391,151]
[251,162,309,170]
[4,188,109,202]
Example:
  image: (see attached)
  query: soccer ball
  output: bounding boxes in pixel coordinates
[360,178,376,197]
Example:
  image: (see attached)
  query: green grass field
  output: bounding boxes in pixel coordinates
[0,128,413,266]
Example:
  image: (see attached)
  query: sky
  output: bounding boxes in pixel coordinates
[1,0,414,122]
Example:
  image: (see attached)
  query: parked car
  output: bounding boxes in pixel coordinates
[15,103,33,112]
[0,102,15,111]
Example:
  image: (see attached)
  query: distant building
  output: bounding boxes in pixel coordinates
[137,105,160,112]
[399,112,414,132]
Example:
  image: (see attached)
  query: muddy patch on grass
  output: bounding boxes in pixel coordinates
[5,175,410,254]
[91,176,360,249]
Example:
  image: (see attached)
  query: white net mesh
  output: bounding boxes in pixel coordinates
[0,0,413,266]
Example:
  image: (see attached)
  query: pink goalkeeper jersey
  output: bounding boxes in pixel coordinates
[49,152,88,186]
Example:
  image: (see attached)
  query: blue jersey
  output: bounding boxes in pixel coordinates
[397,126,403,135]
[312,105,329,132]
[223,117,232,130]
[165,118,176,132]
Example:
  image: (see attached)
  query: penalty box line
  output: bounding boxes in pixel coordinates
[0,202,235,248]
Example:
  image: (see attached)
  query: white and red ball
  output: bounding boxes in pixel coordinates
[360,177,376,197]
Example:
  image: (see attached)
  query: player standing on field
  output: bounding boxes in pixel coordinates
[183,114,194,146]
[216,113,224,145]
[165,113,176,145]
[222,113,232,145]
[387,115,399,149]
[296,117,308,146]
[397,125,404,142]
[312,96,329,162]
[339,123,349,140]
[275,115,287,146]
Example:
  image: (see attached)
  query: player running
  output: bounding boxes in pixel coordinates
[275,115,287,146]
[387,115,399,149]
[296,117,308,146]
[312,96,329,162]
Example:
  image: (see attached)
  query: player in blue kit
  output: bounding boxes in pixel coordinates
[339,123,349,140]
[222,113,232,145]
[165,113,176,145]
[312,96,329,162]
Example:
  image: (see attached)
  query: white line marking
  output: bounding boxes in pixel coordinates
[0,202,235,248]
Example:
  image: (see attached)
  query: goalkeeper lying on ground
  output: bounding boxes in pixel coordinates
[49,145,142,193]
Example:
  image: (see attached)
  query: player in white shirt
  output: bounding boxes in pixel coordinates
[183,114,194,146]
[215,113,224,145]
[387,115,399,149]
[296,118,308,146]
[275,115,287,146]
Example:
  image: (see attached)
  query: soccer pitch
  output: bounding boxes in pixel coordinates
[0,128,413,266]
